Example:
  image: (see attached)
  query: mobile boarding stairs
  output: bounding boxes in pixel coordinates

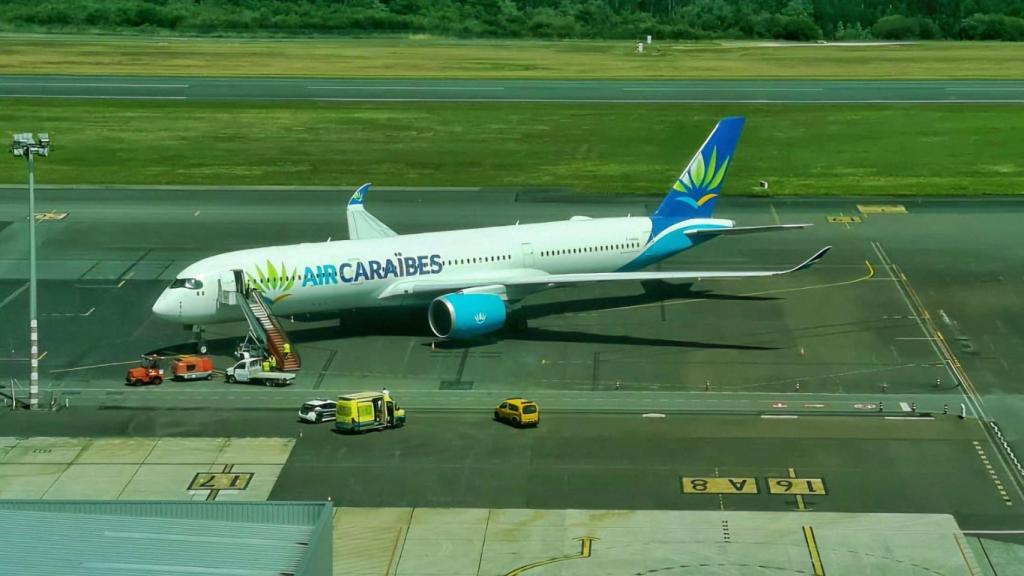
[223,269,301,372]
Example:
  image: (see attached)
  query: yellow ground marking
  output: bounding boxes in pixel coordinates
[34,211,68,221]
[116,271,135,288]
[791,468,804,511]
[890,260,1024,503]
[789,467,805,510]
[37,351,47,361]
[826,215,860,224]
[857,204,907,214]
[502,536,596,576]
[803,526,826,576]
[589,260,876,316]
[681,477,759,494]
[971,443,1012,505]
[954,532,981,576]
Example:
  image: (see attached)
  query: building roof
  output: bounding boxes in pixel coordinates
[0,500,331,576]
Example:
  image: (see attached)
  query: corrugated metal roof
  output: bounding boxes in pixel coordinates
[0,502,331,576]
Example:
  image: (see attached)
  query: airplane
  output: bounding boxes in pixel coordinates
[152,116,830,349]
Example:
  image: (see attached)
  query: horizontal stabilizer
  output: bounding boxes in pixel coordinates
[685,224,811,237]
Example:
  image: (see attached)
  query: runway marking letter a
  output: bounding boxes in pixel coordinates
[682,477,759,494]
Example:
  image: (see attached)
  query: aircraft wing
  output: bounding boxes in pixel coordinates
[347,183,398,240]
[377,246,831,299]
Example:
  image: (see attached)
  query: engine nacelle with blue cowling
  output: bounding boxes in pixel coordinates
[428,293,507,339]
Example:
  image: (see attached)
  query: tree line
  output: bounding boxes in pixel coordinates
[3,0,1024,41]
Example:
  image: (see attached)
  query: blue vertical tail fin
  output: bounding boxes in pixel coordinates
[652,116,746,221]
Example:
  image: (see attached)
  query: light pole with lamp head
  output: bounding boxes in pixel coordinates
[10,132,50,410]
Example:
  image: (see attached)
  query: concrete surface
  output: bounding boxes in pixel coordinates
[3,77,1024,103]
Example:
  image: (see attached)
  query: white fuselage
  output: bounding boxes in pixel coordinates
[152,215,728,325]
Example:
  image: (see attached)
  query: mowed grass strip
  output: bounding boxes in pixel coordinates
[1,35,1024,79]
[1,100,1022,195]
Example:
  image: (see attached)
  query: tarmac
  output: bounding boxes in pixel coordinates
[0,187,1023,573]
[3,76,1024,103]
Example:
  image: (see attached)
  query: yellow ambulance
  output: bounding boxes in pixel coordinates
[334,391,406,433]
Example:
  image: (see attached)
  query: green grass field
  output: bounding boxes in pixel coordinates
[2,34,1024,79]
[1,101,1021,195]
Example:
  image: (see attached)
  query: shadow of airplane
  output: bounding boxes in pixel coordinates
[150,285,780,354]
[523,281,777,320]
[426,327,778,351]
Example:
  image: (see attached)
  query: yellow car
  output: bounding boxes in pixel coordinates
[494,398,540,427]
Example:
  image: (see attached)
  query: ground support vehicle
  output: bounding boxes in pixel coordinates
[494,398,540,427]
[334,391,405,433]
[225,356,296,386]
[126,355,164,386]
[172,355,214,381]
[298,399,337,423]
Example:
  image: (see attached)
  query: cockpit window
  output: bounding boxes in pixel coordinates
[169,278,203,290]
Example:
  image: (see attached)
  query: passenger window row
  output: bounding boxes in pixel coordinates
[445,254,511,266]
[540,242,640,258]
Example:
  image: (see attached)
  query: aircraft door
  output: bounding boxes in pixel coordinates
[218,270,240,306]
[521,243,535,267]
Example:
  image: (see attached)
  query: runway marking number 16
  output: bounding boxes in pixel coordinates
[767,478,827,495]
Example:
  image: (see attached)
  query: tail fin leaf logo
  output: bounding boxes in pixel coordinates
[675,146,730,208]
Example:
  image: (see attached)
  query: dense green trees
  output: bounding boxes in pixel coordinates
[2,0,1024,40]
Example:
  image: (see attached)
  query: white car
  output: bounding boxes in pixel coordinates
[298,399,337,423]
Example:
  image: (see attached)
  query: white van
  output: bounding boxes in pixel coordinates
[298,399,337,423]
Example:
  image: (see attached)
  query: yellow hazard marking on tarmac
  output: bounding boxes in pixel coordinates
[768,476,827,497]
[858,204,907,214]
[826,215,860,224]
[803,526,826,575]
[502,536,596,576]
[682,477,759,494]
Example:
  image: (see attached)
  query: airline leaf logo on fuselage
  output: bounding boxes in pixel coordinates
[247,260,296,304]
[302,254,443,287]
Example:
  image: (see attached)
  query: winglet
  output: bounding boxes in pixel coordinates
[349,183,371,206]
[790,246,831,273]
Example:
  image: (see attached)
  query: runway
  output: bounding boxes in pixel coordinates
[3,76,1024,103]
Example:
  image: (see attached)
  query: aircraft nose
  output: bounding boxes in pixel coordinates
[151,290,179,321]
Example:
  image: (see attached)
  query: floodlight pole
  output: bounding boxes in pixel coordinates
[27,149,38,411]
[11,133,47,411]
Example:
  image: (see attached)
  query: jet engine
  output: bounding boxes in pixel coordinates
[428,293,507,339]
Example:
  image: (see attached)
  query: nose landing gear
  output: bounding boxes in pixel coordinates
[191,324,208,354]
